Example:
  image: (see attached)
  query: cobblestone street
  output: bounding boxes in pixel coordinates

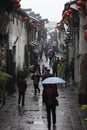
[0,56,87,130]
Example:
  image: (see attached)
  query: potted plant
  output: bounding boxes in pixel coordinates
[0,71,12,104]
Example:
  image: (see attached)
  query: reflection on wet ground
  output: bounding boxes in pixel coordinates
[0,55,87,130]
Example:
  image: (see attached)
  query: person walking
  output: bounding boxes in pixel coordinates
[33,68,41,95]
[57,60,64,78]
[43,84,58,130]
[42,69,52,81]
[32,62,41,95]
[70,58,74,83]
[42,69,53,103]
[64,60,70,85]
[51,56,56,76]
[44,51,48,62]
[33,62,41,74]
[17,74,27,106]
[52,56,58,77]
[42,64,45,75]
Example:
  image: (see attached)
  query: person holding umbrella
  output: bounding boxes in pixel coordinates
[42,69,53,103]
[42,83,58,130]
[42,77,66,129]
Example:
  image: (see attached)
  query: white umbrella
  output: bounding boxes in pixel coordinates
[42,77,66,84]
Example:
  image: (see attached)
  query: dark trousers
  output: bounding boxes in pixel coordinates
[71,71,74,81]
[18,91,25,106]
[33,83,40,94]
[53,69,57,77]
[46,104,56,128]
[64,73,70,83]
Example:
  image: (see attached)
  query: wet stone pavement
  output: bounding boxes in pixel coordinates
[0,57,87,130]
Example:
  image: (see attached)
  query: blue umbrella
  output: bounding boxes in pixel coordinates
[42,77,66,84]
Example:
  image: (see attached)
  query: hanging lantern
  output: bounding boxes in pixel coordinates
[84,30,87,41]
[77,0,83,6]
[30,23,34,26]
[13,0,19,4]
[29,22,35,28]
[23,17,28,21]
[77,0,84,15]
[14,3,21,8]
[66,11,70,17]
[77,5,81,10]
[12,0,21,9]
[68,9,74,15]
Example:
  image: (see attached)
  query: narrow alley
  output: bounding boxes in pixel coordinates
[0,55,87,130]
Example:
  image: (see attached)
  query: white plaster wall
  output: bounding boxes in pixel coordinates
[9,16,27,72]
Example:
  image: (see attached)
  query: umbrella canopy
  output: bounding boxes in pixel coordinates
[33,48,39,53]
[42,77,66,84]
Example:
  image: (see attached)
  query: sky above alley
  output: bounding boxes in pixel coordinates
[21,0,70,22]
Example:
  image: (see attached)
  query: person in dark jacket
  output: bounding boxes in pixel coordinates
[52,56,59,77]
[70,58,74,82]
[42,69,53,103]
[64,60,70,85]
[33,62,41,74]
[32,62,41,95]
[43,84,58,130]
[33,68,41,95]
[42,69,52,81]
[17,74,27,106]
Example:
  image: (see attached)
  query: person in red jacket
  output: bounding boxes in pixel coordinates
[17,74,27,106]
[43,84,58,130]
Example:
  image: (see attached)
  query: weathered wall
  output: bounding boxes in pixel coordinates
[9,14,27,74]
